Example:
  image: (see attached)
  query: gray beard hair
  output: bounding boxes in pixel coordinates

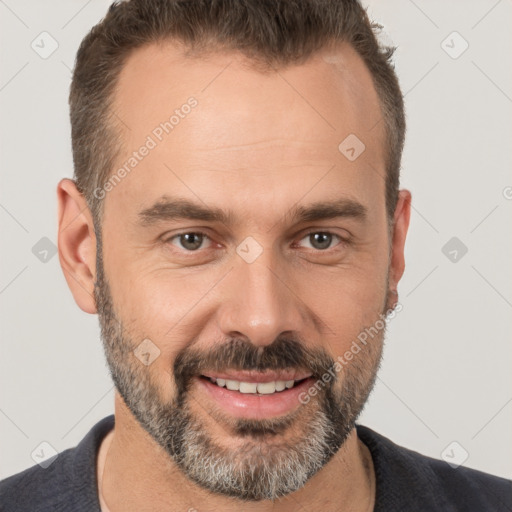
[172,404,339,500]
[93,236,387,501]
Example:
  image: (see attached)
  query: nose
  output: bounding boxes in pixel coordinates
[215,246,306,348]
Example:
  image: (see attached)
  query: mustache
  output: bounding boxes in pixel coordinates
[173,335,336,396]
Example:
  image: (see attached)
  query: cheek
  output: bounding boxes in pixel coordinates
[303,249,387,304]
[299,260,388,356]
[109,268,212,363]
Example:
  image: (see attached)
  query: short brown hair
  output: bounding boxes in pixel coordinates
[69,0,405,225]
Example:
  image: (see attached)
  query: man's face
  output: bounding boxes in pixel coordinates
[94,41,400,500]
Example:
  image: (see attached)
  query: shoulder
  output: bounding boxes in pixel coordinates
[356,424,512,511]
[0,448,77,512]
[0,415,115,512]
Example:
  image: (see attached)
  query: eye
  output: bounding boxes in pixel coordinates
[163,230,349,255]
[296,231,347,251]
[166,231,211,251]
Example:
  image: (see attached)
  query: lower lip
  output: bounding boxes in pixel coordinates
[197,376,314,420]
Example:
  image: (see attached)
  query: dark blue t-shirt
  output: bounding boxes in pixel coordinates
[0,414,510,511]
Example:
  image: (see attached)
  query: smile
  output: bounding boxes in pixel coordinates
[196,373,315,419]
[200,375,309,395]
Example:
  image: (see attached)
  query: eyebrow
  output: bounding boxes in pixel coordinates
[137,196,367,227]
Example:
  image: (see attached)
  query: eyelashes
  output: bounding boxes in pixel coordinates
[294,230,349,251]
[164,230,350,255]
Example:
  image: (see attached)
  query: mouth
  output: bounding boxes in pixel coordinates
[199,375,310,395]
[196,371,315,419]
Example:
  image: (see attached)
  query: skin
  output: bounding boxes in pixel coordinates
[57,39,411,512]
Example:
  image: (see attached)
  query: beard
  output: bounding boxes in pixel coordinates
[93,233,392,502]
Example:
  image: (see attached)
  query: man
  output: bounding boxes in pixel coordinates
[0,0,510,511]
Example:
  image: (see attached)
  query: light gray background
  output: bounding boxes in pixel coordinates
[1,0,511,480]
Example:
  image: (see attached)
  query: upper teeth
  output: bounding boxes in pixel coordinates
[209,377,297,394]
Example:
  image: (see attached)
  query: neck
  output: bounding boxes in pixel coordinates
[98,395,375,512]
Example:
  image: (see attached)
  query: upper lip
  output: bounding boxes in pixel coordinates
[200,370,313,383]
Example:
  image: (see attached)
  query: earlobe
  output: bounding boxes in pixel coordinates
[57,178,98,314]
[388,189,412,293]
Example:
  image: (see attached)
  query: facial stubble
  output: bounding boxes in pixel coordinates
[93,234,390,501]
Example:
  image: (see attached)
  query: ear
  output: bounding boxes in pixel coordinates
[57,178,98,314]
[388,189,412,295]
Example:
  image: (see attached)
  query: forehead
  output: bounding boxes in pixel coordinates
[106,40,386,223]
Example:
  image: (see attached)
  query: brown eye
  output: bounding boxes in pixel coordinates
[169,232,208,251]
